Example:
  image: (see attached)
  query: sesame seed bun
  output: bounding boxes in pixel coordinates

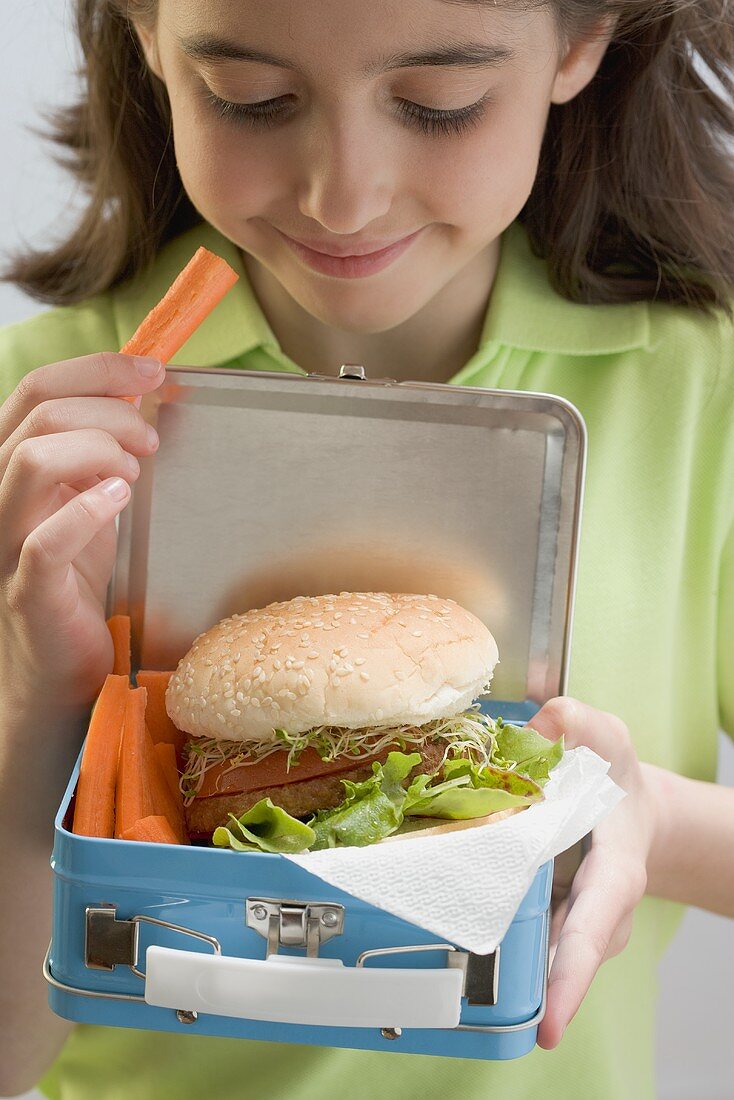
[165,592,499,745]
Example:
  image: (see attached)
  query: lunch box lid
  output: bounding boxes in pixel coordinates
[110,365,586,709]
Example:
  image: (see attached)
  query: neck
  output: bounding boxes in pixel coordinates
[241,238,501,386]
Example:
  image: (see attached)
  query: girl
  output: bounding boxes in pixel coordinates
[1,1,733,1098]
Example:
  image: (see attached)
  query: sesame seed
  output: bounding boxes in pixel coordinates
[412,630,422,637]
[253,666,263,677]
[359,671,370,682]
[308,651,320,660]
[231,708,241,716]
[354,657,366,666]
[357,633,369,640]
[251,698,261,708]
[274,660,282,670]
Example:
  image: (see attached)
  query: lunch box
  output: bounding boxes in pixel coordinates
[44,363,586,1060]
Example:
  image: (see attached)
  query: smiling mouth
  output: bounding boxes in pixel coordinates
[280,231,422,258]
[271,226,426,279]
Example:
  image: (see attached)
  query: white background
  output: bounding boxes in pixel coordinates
[1,3,732,1098]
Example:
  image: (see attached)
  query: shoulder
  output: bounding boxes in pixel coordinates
[643,295,734,397]
[0,294,117,406]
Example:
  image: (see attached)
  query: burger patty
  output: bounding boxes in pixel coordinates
[186,739,446,838]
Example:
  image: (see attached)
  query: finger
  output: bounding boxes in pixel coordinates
[0,352,164,443]
[8,477,132,621]
[0,394,158,482]
[536,851,644,1049]
[0,430,140,573]
[526,696,631,771]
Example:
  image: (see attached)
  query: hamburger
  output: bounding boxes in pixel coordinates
[166,592,563,851]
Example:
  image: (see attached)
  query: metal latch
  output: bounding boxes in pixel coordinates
[338,364,367,380]
[246,898,345,958]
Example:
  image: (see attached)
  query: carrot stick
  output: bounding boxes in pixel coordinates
[154,742,182,802]
[72,674,130,838]
[119,246,239,403]
[136,670,187,763]
[121,815,180,844]
[106,614,131,677]
[115,691,191,842]
[115,688,152,837]
[152,737,189,844]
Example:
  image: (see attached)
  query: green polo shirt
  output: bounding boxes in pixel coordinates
[1,218,732,1100]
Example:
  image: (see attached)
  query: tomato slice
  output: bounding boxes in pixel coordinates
[195,745,392,799]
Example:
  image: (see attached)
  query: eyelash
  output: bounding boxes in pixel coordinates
[204,89,489,137]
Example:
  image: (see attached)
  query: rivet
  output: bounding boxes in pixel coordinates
[381,1027,402,1040]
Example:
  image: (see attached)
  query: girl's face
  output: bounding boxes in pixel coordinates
[137,1,610,334]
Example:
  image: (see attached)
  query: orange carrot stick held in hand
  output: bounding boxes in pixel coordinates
[119,246,238,403]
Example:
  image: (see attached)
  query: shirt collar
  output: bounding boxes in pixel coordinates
[111,217,649,367]
[480,220,650,356]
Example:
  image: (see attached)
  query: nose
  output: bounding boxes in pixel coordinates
[296,106,394,236]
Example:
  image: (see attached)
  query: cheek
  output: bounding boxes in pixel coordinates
[169,98,285,216]
[431,90,550,226]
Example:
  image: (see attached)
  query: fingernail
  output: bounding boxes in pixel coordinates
[125,452,141,477]
[102,477,129,501]
[135,357,162,378]
[146,424,159,450]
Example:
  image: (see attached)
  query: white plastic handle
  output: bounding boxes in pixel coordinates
[144,947,463,1028]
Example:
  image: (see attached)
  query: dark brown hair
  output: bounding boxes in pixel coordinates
[4,0,734,315]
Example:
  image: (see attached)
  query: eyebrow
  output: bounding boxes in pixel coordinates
[179,35,515,76]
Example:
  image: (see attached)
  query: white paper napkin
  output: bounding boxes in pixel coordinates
[284,746,625,953]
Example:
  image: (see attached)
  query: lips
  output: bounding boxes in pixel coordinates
[285,234,418,257]
[276,227,425,279]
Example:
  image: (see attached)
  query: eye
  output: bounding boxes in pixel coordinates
[204,89,491,137]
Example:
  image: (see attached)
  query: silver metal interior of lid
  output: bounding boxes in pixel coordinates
[110,367,585,707]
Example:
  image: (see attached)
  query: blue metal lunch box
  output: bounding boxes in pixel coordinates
[44,365,586,1060]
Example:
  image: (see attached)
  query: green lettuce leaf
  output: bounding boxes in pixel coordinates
[212,797,315,853]
[404,757,543,818]
[308,751,420,850]
[493,720,564,785]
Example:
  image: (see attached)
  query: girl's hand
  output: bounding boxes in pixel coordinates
[0,353,164,718]
[527,696,658,1049]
